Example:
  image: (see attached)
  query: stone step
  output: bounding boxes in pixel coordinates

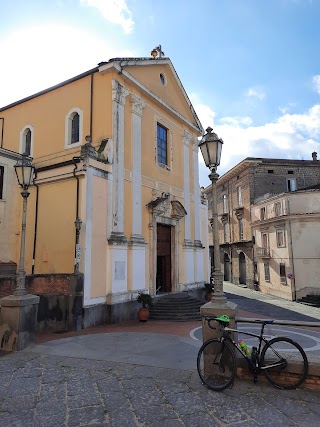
[150,311,201,317]
[298,294,320,307]
[149,292,203,321]
[299,301,320,307]
[151,302,203,308]
[154,297,198,303]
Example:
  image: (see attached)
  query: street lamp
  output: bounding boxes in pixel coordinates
[14,153,35,296]
[199,127,227,304]
[74,217,82,273]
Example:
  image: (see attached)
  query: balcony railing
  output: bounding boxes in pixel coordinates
[256,246,270,257]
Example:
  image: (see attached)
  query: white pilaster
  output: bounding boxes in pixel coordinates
[193,137,201,245]
[183,131,194,285]
[183,131,192,245]
[131,246,146,291]
[130,93,145,241]
[110,79,129,240]
[193,137,204,283]
[129,93,146,291]
[84,166,93,305]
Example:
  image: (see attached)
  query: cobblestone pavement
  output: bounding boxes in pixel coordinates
[1,351,320,427]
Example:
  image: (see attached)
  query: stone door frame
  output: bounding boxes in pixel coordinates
[147,196,187,296]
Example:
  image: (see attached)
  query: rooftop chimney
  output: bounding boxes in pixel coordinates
[312,151,317,161]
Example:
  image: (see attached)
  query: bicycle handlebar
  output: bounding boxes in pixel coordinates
[203,316,275,329]
[203,316,219,329]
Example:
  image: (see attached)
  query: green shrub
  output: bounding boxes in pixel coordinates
[137,292,153,308]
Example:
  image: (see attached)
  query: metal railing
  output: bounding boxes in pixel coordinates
[256,247,270,257]
[236,317,320,328]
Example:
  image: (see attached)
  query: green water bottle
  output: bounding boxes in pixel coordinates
[238,339,250,355]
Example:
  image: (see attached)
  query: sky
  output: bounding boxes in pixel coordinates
[1,0,320,187]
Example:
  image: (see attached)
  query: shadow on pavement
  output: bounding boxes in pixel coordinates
[226,292,319,322]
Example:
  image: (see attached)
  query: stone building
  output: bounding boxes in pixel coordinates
[203,154,320,289]
[251,186,320,300]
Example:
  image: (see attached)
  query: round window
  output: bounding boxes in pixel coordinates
[160,73,166,85]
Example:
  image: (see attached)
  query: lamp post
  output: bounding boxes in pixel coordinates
[199,127,227,304]
[0,153,39,352]
[74,217,82,273]
[14,153,35,296]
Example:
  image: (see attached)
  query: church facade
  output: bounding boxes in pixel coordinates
[0,57,209,326]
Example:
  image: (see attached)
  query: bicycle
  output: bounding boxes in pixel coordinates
[197,315,308,391]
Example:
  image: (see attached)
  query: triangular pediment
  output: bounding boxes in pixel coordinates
[99,58,203,134]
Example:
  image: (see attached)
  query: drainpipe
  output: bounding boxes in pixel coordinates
[0,117,4,148]
[287,197,296,301]
[31,170,39,274]
[72,157,81,273]
[90,73,93,137]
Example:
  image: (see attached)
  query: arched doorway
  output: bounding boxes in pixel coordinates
[224,253,230,281]
[239,252,246,285]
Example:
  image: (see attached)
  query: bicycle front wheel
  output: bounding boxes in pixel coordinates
[197,338,236,391]
[261,337,308,389]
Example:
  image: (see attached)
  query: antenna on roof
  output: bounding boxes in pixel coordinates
[150,45,165,59]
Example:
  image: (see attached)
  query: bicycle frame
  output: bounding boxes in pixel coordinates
[220,323,286,371]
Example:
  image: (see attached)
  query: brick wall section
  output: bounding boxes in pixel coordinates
[0,274,78,298]
[0,278,15,299]
[26,275,75,295]
[237,367,320,391]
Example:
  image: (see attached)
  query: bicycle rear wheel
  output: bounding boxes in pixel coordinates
[197,338,236,391]
[261,337,308,389]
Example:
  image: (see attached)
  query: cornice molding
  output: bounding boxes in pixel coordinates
[183,130,192,147]
[112,80,129,106]
[130,93,145,116]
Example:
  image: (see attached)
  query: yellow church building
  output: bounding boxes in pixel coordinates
[0,56,209,328]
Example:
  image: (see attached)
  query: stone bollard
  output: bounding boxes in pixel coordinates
[200,299,237,343]
[0,294,39,351]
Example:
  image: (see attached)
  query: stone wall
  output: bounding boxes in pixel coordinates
[0,274,83,332]
[253,163,320,201]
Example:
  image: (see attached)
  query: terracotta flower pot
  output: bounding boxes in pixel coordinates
[137,307,150,322]
[205,291,212,302]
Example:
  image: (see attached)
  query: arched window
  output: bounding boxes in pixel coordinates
[71,113,79,144]
[65,108,82,148]
[25,129,31,155]
[20,125,34,156]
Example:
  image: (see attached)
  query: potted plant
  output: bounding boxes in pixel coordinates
[204,282,214,302]
[137,292,153,322]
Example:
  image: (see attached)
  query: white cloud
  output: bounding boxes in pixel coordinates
[0,24,136,107]
[193,103,216,128]
[245,86,266,101]
[278,102,296,114]
[219,116,253,127]
[195,100,320,187]
[81,0,134,34]
[312,75,320,95]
